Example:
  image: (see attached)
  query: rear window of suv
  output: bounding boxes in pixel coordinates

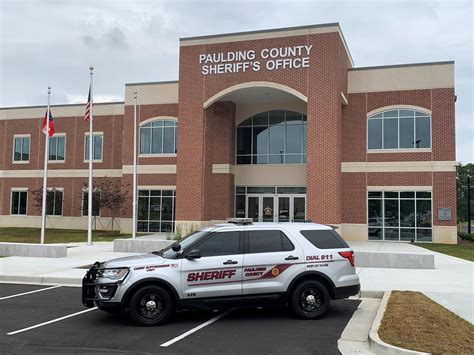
[248,230,294,253]
[300,230,349,249]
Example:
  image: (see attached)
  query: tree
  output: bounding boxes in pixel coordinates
[30,187,63,216]
[456,163,473,223]
[81,178,130,232]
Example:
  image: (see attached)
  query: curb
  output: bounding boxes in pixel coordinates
[0,275,82,287]
[369,291,429,355]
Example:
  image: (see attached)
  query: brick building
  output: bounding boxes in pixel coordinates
[0,24,457,243]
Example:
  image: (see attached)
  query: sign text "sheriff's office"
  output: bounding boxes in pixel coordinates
[199,45,313,75]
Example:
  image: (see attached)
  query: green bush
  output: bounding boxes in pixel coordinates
[458,231,474,241]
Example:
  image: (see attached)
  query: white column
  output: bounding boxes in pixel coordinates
[132,90,138,239]
[87,66,94,246]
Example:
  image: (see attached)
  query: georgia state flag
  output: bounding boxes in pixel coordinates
[42,109,55,137]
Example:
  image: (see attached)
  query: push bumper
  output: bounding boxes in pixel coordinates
[82,264,121,307]
[333,283,360,299]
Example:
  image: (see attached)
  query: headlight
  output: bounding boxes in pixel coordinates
[99,268,129,280]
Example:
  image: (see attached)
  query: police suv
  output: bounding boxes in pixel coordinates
[82,220,360,326]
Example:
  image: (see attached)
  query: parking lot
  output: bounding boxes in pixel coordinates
[0,283,359,354]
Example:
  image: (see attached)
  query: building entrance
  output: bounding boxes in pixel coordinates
[245,194,306,223]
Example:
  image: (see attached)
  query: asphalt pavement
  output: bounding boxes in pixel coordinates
[0,283,359,354]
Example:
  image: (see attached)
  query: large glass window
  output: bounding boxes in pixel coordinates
[368,191,432,242]
[367,109,431,150]
[236,110,307,164]
[11,190,27,215]
[13,136,30,162]
[140,119,178,155]
[137,189,176,233]
[49,135,65,161]
[46,189,63,216]
[84,133,103,161]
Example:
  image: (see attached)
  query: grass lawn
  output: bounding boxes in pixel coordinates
[379,291,474,354]
[415,242,474,262]
[0,227,132,244]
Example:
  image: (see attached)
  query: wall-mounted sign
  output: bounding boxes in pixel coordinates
[199,45,313,75]
[438,208,452,221]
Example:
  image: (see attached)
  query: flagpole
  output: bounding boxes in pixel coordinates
[40,86,51,244]
[87,66,94,246]
[132,91,138,239]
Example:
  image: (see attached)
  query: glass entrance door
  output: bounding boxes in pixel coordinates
[246,194,306,222]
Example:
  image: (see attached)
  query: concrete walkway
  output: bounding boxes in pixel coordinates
[352,242,473,323]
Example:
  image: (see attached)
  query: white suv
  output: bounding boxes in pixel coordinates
[82,221,360,326]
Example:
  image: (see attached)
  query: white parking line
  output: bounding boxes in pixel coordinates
[7,307,98,336]
[160,308,233,347]
[0,285,61,300]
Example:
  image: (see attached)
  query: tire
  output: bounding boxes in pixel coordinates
[129,285,174,326]
[290,280,330,320]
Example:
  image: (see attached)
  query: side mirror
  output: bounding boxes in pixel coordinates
[186,249,201,259]
[171,243,181,252]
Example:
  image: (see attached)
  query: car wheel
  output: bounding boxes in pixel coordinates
[290,280,330,319]
[129,285,173,326]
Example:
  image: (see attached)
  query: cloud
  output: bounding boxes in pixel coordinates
[0,0,472,162]
[65,94,123,104]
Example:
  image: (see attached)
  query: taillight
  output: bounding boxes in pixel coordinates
[339,251,355,267]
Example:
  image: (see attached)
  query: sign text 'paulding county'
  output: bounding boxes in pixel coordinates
[199,45,313,75]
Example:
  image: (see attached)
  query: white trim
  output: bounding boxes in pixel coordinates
[367,105,432,117]
[367,148,432,154]
[138,185,176,190]
[139,153,177,158]
[212,164,235,174]
[140,116,178,126]
[367,186,432,191]
[340,92,348,106]
[10,188,28,216]
[12,134,31,164]
[0,169,122,178]
[83,132,103,163]
[204,82,307,109]
[122,164,176,174]
[341,161,455,173]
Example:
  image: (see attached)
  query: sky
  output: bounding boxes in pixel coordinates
[0,0,472,163]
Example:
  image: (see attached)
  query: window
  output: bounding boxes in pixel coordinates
[11,190,27,215]
[137,189,176,233]
[139,119,178,155]
[84,133,103,161]
[195,231,241,257]
[82,191,101,216]
[368,191,432,242]
[13,135,30,162]
[49,135,65,161]
[236,110,307,164]
[300,230,349,249]
[368,109,431,150]
[46,189,63,215]
[247,230,294,253]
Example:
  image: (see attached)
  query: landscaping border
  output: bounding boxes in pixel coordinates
[369,291,429,355]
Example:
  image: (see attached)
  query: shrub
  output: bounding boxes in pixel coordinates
[458,231,474,241]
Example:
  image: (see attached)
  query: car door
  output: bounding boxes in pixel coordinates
[180,230,244,300]
[242,229,305,295]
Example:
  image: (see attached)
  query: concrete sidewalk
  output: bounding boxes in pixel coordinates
[0,242,138,285]
[354,242,473,323]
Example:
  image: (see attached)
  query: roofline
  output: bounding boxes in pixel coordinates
[180,22,340,42]
[0,101,124,111]
[349,60,454,71]
[125,80,179,86]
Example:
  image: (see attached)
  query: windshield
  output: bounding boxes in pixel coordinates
[160,230,209,259]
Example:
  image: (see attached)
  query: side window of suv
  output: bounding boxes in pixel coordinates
[194,231,241,257]
[300,229,349,249]
[247,230,294,253]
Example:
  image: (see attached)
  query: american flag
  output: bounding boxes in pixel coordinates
[84,84,92,122]
[42,109,55,137]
